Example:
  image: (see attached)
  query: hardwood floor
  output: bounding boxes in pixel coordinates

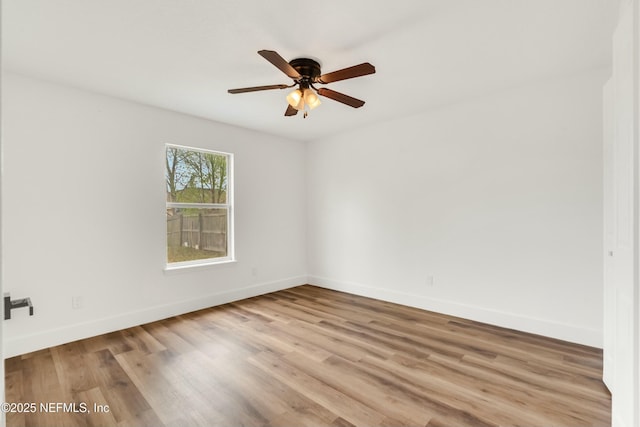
[4,285,610,427]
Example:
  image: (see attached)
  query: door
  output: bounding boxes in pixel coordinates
[606,1,639,426]
[603,78,614,390]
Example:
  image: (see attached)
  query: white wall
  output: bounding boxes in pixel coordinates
[1,73,307,357]
[1,66,608,355]
[307,69,608,347]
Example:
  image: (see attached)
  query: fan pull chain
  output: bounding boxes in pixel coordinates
[304,111,308,118]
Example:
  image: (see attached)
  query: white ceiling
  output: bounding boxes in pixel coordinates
[2,0,619,142]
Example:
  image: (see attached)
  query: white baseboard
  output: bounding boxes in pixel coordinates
[308,275,602,348]
[4,275,306,358]
[5,274,602,357]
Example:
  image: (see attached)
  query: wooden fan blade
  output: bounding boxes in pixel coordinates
[317,88,365,108]
[317,62,375,84]
[258,50,301,80]
[228,84,289,94]
[284,104,298,116]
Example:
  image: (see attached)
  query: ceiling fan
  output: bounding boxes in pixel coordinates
[228,50,376,117]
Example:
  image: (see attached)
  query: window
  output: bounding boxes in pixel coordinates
[165,144,233,268]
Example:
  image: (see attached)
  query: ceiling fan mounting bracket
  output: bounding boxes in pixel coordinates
[288,58,321,83]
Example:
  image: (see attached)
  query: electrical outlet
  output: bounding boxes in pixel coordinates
[251,267,258,277]
[72,296,83,309]
[426,276,435,287]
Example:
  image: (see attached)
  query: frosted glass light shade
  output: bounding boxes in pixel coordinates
[303,88,321,110]
[286,89,305,110]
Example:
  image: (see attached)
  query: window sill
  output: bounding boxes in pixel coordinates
[163,258,237,274]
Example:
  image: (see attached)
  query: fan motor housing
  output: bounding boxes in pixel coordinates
[289,58,321,80]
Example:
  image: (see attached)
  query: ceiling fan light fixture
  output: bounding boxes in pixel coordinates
[303,88,321,110]
[286,89,304,110]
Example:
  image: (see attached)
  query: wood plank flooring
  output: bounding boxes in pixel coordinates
[4,285,611,426]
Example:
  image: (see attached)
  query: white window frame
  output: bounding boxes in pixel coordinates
[165,144,234,270]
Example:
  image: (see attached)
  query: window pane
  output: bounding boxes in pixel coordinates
[166,147,228,203]
[166,207,228,263]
